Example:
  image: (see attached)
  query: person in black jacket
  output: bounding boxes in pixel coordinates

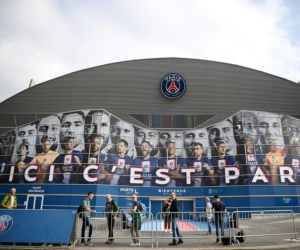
[212,195,226,244]
[168,192,184,245]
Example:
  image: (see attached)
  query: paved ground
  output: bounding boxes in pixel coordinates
[1,216,300,250]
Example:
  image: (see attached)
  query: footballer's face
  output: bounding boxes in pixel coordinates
[117,141,128,154]
[245,139,254,154]
[216,143,226,155]
[42,140,52,153]
[16,124,36,152]
[269,140,277,153]
[166,142,176,157]
[60,114,84,148]
[85,112,110,151]
[140,141,152,157]
[36,116,60,153]
[233,111,258,145]
[184,129,210,157]
[111,120,134,150]
[283,117,300,145]
[135,128,159,157]
[208,120,234,153]
[258,113,283,147]
[17,145,27,157]
[192,145,203,158]
[159,131,184,157]
[65,138,75,151]
[295,146,300,155]
[1,131,15,157]
[90,137,101,153]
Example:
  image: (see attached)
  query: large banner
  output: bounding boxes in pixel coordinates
[0,109,300,187]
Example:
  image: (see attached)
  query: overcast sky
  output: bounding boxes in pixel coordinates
[0,0,300,102]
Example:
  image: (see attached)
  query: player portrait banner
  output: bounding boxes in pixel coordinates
[0,109,300,187]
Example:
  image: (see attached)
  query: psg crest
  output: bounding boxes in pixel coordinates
[160,73,186,99]
[0,215,13,235]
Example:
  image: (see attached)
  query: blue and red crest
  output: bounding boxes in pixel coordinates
[0,215,13,235]
[160,73,186,99]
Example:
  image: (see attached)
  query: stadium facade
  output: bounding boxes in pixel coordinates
[1,58,300,215]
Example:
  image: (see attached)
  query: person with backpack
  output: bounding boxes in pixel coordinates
[129,194,143,246]
[1,188,17,209]
[79,191,96,246]
[104,194,119,244]
[205,197,212,235]
[212,195,226,244]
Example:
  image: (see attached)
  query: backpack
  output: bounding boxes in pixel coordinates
[137,202,147,222]
[77,204,84,218]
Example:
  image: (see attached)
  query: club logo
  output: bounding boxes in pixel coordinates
[0,215,13,235]
[160,73,186,99]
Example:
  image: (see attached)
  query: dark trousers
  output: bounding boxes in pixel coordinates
[107,215,115,240]
[81,216,93,242]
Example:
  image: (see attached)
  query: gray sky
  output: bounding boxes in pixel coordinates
[0,0,300,102]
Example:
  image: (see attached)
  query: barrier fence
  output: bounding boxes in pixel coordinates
[74,210,298,248]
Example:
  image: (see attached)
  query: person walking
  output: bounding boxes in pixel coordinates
[212,195,226,244]
[104,194,119,244]
[168,192,184,245]
[205,197,212,235]
[1,188,17,209]
[80,191,96,246]
[162,198,172,233]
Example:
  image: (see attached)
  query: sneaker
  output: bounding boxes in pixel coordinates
[80,242,87,246]
[130,242,137,246]
[177,239,184,244]
[106,240,112,244]
[215,240,220,244]
[86,241,93,246]
[206,232,212,235]
[136,242,140,246]
[169,242,177,245]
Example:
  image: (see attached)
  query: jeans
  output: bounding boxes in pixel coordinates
[207,218,212,234]
[130,219,141,243]
[107,215,115,240]
[81,216,93,242]
[215,216,224,241]
[171,216,182,243]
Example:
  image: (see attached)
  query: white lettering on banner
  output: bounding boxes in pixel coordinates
[48,164,55,182]
[252,167,268,183]
[83,165,98,182]
[181,168,195,185]
[9,166,15,182]
[225,167,239,184]
[156,168,170,185]
[130,167,143,184]
[28,186,45,193]
[279,166,295,183]
[24,165,38,182]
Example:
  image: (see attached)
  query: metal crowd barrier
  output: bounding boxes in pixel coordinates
[74,210,298,248]
[229,210,298,246]
[74,211,154,248]
[155,211,230,247]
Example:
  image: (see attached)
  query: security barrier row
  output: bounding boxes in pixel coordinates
[74,210,298,248]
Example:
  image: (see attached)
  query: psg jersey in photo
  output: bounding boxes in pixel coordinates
[284,155,300,184]
[185,157,213,186]
[52,150,83,184]
[131,157,158,186]
[158,157,187,186]
[211,154,239,186]
[81,153,107,184]
[239,152,268,185]
[104,154,131,185]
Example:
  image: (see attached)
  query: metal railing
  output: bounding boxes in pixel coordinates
[74,210,298,248]
[74,211,154,248]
